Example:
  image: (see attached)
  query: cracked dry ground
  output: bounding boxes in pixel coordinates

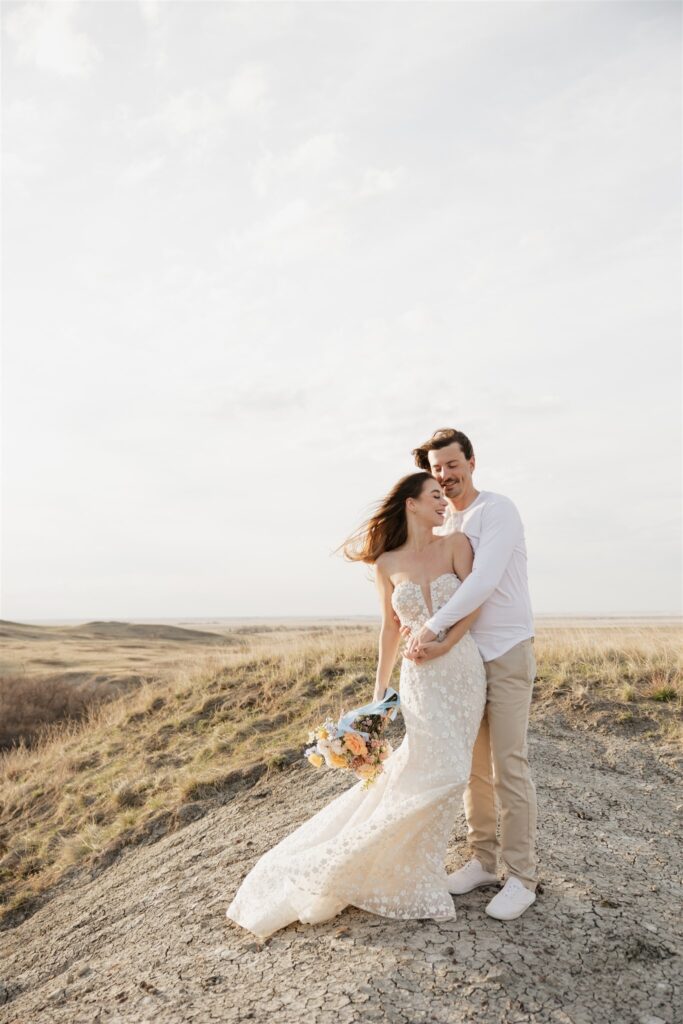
[1,720,680,1024]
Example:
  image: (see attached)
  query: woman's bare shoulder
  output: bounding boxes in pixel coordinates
[375,550,403,578]
[431,532,468,553]
[375,552,391,575]
[447,531,472,550]
[446,531,474,575]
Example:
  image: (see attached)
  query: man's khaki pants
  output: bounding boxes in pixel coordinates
[464,638,538,891]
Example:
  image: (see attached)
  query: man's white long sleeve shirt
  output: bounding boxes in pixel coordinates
[426,490,534,662]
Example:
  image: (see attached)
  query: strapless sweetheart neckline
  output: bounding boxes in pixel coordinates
[392,572,458,593]
[392,573,460,623]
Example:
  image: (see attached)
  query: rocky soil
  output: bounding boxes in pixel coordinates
[1,718,680,1024]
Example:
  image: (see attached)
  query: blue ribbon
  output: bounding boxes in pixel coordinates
[335,687,400,738]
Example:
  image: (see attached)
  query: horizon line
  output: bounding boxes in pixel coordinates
[4,612,682,626]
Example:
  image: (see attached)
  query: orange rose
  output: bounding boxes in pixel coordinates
[343,732,368,757]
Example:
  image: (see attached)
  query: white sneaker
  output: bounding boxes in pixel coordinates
[485,876,536,920]
[446,858,499,895]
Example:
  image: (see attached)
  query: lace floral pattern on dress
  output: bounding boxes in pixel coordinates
[226,572,487,938]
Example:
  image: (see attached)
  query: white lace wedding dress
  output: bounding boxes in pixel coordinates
[226,573,487,938]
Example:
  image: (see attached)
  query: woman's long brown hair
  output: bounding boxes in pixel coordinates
[342,472,435,565]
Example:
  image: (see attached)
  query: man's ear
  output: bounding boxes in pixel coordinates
[469,456,476,473]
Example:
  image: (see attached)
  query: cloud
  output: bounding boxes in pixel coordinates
[138,0,162,26]
[212,386,311,419]
[119,154,166,186]
[253,132,342,197]
[217,195,349,267]
[4,1,100,77]
[3,151,43,182]
[358,166,403,198]
[138,66,268,152]
[226,63,269,116]
[154,88,222,139]
[501,396,567,417]
[251,131,402,206]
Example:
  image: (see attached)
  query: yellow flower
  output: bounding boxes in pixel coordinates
[317,728,329,740]
[328,751,348,769]
[307,753,324,768]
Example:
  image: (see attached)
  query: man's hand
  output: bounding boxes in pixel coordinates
[406,625,437,656]
[404,639,448,664]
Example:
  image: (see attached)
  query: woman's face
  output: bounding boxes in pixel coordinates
[408,478,447,527]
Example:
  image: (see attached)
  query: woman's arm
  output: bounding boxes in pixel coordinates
[373,563,401,701]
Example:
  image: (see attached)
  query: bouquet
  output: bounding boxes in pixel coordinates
[304,688,400,788]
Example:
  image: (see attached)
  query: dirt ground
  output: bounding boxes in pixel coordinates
[1,716,680,1024]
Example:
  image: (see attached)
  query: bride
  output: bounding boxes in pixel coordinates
[225,471,487,938]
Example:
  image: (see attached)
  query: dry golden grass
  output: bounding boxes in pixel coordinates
[0,618,373,748]
[0,629,377,924]
[0,618,245,749]
[532,622,681,726]
[0,673,100,749]
[0,620,680,928]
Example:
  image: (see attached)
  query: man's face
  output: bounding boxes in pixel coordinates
[427,442,475,501]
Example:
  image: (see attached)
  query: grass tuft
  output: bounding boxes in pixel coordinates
[649,686,677,703]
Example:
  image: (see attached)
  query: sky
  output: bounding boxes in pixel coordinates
[2,0,681,621]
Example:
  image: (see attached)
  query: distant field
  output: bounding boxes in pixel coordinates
[0,618,374,748]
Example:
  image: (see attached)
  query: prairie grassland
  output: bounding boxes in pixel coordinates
[0,620,680,928]
[535,621,680,696]
[532,621,681,743]
[0,618,369,748]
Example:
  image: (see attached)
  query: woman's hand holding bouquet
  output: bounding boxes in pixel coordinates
[304,688,400,789]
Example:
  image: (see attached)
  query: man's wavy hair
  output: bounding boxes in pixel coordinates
[412,427,474,472]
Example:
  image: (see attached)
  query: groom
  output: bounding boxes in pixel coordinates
[405,427,538,921]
